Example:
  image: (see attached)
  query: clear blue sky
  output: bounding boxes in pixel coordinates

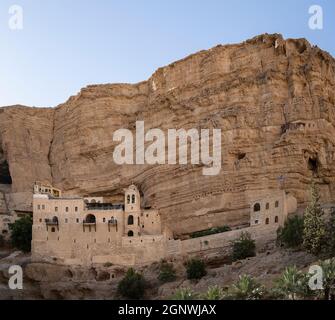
[0,0,334,108]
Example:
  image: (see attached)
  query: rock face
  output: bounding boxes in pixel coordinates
[1,34,335,235]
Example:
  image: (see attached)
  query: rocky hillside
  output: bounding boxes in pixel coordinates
[1,33,335,235]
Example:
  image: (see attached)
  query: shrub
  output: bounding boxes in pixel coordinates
[190,226,232,239]
[117,268,146,300]
[277,215,304,248]
[172,288,197,300]
[202,286,224,300]
[318,258,335,300]
[158,262,176,283]
[9,215,33,253]
[231,232,256,262]
[272,266,311,300]
[324,210,335,257]
[226,275,265,300]
[186,259,207,280]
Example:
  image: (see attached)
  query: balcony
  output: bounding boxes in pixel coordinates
[45,217,59,231]
[86,203,124,211]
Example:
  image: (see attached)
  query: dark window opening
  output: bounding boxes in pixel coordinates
[265,218,270,225]
[266,203,270,210]
[84,214,96,224]
[308,158,319,173]
[128,215,134,225]
[275,201,279,208]
[275,216,279,223]
[132,195,136,204]
[51,227,56,233]
[128,230,134,237]
[0,160,12,184]
[254,203,261,212]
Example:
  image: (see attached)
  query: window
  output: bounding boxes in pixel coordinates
[254,203,261,212]
[84,214,96,224]
[55,207,58,212]
[128,230,134,237]
[265,218,270,225]
[37,205,41,210]
[39,219,42,223]
[66,207,69,213]
[275,201,279,208]
[103,218,106,223]
[132,194,136,204]
[255,220,259,224]
[65,219,68,223]
[127,195,131,204]
[75,207,78,212]
[76,218,79,223]
[42,205,45,210]
[51,227,56,233]
[128,215,134,225]
[266,203,270,210]
[275,216,279,223]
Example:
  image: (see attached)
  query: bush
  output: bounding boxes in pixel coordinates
[226,275,265,300]
[9,215,33,253]
[186,259,207,280]
[202,286,224,300]
[272,266,312,300]
[172,288,197,300]
[117,268,146,300]
[158,262,176,283]
[277,215,304,248]
[318,259,335,300]
[231,232,256,262]
[190,226,232,239]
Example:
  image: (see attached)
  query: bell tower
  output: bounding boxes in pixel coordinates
[124,184,141,237]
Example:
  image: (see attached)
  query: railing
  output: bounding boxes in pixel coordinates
[86,204,124,211]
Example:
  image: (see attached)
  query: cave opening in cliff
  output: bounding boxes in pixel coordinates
[0,160,12,185]
[308,158,319,174]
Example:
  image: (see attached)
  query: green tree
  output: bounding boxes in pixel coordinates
[277,215,304,248]
[117,268,146,300]
[303,183,326,255]
[186,259,207,280]
[273,266,311,300]
[172,288,197,300]
[231,232,256,262]
[9,215,33,253]
[158,262,177,283]
[226,275,265,300]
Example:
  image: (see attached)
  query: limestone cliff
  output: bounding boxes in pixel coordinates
[1,34,335,235]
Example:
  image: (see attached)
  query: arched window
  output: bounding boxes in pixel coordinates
[275,201,279,208]
[52,216,59,224]
[254,203,261,212]
[128,215,134,225]
[265,218,270,225]
[127,195,131,204]
[128,230,134,237]
[266,203,270,210]
[91,199,96,204]
[275,216,279,224]
[132,194,136,204]
[85,214,96,224]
